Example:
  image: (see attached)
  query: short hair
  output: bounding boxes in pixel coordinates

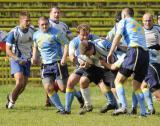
[19,11,30,18]
[123,7,134,17]
[38,16,49,23]
[77,23,90,33]
[80,42,93,55]
[50,6,60,13]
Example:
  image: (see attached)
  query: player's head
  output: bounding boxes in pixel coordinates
[121,7,134,19]
[50,7,61,21]
[77,23,90,41]
[142,13,154,30]
[157,13,160,25]
[19,11,31,29]
[115,11,122,23]
[80,42,94,56]
[38,16,49,32]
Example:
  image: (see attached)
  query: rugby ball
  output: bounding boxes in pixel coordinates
[77,55,91,65]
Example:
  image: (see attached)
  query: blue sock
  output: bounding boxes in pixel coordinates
[104,91,117,106]
[142,88,154,110]
[74,90,81,98]
[135,89,146,115]
[116,83,127,108]
[132,91,138,108]
[49,92,64,111]
[65,88,74,112]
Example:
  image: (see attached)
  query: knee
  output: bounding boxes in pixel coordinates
[79,77,89,88]
[67,74,79,89]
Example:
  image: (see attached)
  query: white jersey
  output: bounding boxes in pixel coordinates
[49,19,72,38]
[144,25,160,47]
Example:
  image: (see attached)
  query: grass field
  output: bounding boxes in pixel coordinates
[0,84,160,126]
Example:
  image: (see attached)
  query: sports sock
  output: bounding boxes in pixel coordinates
[48,91,64,111]
[80,87,92,106]
[142,88,154,110]
[65,88,74,112]
[135,89,146,115]
[132,91,138,108]
[104,91,117,106]
[116,83,127,108]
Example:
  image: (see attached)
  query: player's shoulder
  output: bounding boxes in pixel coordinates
[153,25,160,32]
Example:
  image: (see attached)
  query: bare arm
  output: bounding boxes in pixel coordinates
[61,44,68,65]
[31,46,39,65]
[107,34,122,63]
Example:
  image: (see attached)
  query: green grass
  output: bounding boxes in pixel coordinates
[0,84,160,126]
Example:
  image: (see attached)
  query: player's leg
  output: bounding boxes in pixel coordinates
[65,72,81,113]
[112,71,128,115]
[6,60,26,109]
[79,76,92,115]
[99,82,118,113]
[132,79,146,116]
[58,63,84,108]
[42,78,65,113]
[6,72,25,109]
[141,81,155,114]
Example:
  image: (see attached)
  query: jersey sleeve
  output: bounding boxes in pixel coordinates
[69,40,76,56]
[5,31,14,46]
[116,19,125,36]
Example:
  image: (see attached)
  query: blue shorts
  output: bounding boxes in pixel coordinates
[119,47,149,83]
[41,61,69,80]
[83,65,115,86]
[10,59,31,77]
[144,63,160,93]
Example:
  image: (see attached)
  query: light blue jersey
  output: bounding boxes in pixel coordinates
[33,27,69,64]
[6,26,34,60]
[69,34,99,58]
[117,17,147,49]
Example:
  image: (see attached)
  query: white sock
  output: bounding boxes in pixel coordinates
[80,87,92,106]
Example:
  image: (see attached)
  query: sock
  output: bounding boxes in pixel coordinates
[80,87,92,106]
[142,88,154,110]
[74,90,81,98]
[65,88,75,112]
[116,83,127,108]
[48,91,64,112]
[132,91,138,108]
[104,91,117,106]
[135,89,146,115]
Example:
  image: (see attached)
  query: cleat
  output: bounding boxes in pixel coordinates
[112,108,127,116]
[8,101,14,109]
[100,104,118,113]
[139,114,147,118]
[65,111,71,115]
[58,111,67,115]
[147,109,155,115]
[6,94,14,109]
[79,105,93,115]
[130,107,137,115]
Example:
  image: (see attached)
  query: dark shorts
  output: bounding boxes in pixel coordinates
[10,59,31,77]
[74,67,88,76]
[41,61,69,80]
[83,65,115,85]
[144,63,160,93]
[119,47,149,83]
